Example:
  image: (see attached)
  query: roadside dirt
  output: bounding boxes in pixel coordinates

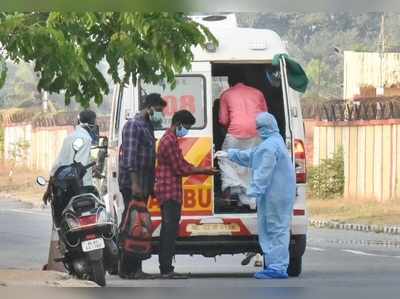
[308,197,400,225]
[0,165,43,207]
[0,270,97,287]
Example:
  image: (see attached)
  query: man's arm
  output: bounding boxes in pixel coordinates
[257,90,268,112]
[247,147,276,199]
[218,94,230,128]
[227,148,254,168]
[121,122,145,197]
[167,138,217,176]
[75,138,93,186]
[74,138,92,165]
[162,136,195,177]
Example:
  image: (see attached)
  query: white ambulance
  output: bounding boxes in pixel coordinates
[106,14,307,276]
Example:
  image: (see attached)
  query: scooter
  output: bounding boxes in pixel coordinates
[37,137,118,286]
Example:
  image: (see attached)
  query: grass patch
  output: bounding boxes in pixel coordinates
[308,196,400,225]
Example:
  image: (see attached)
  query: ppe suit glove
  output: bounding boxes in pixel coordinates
[215,151,228,159]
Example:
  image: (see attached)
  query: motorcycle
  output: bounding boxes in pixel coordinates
[37,137,118,286]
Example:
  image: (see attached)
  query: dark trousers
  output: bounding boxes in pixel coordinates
[119,188,143,274]
[159,200,182,274]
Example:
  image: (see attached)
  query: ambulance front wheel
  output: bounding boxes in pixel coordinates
[287,256,302,277]
[288,234,306,277]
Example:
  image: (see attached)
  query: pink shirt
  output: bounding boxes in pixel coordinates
[219,83,268,139]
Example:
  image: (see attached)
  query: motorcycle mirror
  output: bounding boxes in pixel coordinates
[72,138,84,152]
[99,136,108,147]
[36,176,47,186]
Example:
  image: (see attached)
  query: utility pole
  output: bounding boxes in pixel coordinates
[378,13,385,92]
[42,91,48,113]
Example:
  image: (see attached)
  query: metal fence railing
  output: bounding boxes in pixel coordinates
[302,97,400,121]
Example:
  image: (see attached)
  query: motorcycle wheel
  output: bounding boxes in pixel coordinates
[90,261,106,287]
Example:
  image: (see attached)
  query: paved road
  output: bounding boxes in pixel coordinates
[1,199,400,288]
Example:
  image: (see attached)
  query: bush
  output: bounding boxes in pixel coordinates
[308,148,344,199]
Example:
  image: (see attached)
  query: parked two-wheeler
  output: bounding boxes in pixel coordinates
[37,137,118,286]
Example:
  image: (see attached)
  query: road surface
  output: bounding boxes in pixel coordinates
[1,199,400,289]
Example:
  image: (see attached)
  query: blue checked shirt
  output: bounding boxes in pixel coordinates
[118,113,156,196]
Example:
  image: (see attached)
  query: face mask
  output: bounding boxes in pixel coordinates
[176,126,189,137]
[150,109,164,125]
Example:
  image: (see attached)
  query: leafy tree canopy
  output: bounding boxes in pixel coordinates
[0,12,217,107]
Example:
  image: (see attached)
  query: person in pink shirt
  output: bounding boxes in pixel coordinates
[218,72,268,209]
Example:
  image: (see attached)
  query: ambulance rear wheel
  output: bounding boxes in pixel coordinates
[287,256,302,277]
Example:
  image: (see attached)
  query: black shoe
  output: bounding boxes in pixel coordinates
[241,252,257,266]
[161,271,189,279]
[119,272,131,279]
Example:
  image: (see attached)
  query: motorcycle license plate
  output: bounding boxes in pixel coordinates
[81,238,105,252]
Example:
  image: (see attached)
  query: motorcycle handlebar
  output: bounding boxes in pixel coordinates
[84,161,96,170]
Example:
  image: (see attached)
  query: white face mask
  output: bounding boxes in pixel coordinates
[149,109,164,125]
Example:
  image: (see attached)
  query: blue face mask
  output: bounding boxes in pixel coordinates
[176,126,189,137]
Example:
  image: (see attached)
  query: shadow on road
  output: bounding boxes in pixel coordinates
[188,272,254,279]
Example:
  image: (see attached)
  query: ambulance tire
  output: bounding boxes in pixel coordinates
[91,262,106,287]
[287,256,302,277]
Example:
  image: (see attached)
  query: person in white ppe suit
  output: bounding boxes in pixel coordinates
[216,112,295,279]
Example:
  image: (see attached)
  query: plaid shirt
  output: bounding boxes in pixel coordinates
[118,113,156,196]
[155,129,194,206]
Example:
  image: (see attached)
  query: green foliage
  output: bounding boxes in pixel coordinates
[0,56,6,89]
[308,148,344,199]
[0,12,217,107]
[0,62,38,108]
[305,58,330,93]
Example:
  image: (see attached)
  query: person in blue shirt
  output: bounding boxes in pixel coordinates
[216,112,296,279]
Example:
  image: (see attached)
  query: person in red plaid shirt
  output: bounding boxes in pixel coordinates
[155,110,218,279]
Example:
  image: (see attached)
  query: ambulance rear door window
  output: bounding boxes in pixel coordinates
[140,75,206,130]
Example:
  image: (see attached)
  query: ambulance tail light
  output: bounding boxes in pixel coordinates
[294,139,306,184]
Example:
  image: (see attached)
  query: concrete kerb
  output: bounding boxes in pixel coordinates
[0,192,43,209]
[309,219,400,235]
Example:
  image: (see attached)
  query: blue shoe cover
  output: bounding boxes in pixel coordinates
[254,268,289,279]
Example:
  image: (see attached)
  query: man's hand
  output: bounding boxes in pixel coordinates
[131,181,145,199]
[130,172,144,199]
[42,185,52,205]
[41,177,53,205]
[199,167,219,176]
[42,190,50,205]
[215,151,228,159]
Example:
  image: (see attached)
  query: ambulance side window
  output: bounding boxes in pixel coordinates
[139,75,206,130]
